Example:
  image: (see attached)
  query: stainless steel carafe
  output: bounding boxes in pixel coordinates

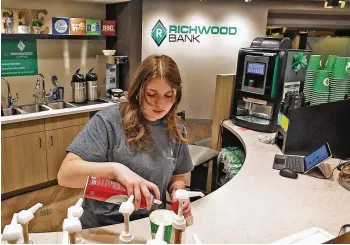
[86,68,98,101]
[71,68,86,103]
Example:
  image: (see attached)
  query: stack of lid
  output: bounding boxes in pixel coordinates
[311,70,330,106]
[304,55,322,104]
[330,57,350,102]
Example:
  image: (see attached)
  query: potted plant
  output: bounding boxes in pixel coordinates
[31,19,44,34]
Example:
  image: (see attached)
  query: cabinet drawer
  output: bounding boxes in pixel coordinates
[44,113,90,130]
[1,119,45,138]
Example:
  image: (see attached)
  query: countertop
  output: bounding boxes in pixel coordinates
[3,120,350,244]
[1,102,115,125]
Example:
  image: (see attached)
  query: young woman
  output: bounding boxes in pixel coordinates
[58,54,194,228]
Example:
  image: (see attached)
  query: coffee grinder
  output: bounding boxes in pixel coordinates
[231,37,311,132]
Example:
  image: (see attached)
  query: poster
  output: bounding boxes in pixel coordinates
[1,39,38,77]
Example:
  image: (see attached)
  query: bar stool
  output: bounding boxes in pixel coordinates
[176,111,220,194]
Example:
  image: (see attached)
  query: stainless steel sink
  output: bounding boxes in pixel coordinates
[19,104,50,113]
[46,101,76,109]
[2,107,26,116]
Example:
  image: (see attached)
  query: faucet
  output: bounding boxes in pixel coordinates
[33,94,39,105]
[1,78,19,108]
[35,73,52,104]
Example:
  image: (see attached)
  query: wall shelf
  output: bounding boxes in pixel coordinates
[1,34,118,41]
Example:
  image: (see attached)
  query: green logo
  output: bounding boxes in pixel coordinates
[151,20,167,47]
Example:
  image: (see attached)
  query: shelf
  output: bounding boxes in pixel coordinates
[1,34,118,41]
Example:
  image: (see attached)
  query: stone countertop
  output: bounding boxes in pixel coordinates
[4,120,350,244]
[1,102,115,125]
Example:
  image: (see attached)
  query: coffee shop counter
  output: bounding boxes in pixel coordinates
[12,120,350,244]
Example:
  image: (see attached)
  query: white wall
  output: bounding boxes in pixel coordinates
[142,0,269,120]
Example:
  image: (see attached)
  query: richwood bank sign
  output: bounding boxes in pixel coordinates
[151,20,237,46]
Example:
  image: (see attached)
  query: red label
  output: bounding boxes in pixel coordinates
[251,88,255,92]
[84,177,148,208]
[101,20,116,36]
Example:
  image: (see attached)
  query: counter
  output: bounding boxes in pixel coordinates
[1,102,115,125]
[5,120,350,244]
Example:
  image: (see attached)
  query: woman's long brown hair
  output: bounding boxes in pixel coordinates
[119,54,188,151]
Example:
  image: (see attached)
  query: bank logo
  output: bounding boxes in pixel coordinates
[17,41,25,51]
[151,20,167,47]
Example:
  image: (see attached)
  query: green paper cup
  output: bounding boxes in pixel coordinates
[314,70,330,92]
[332,57,349,79]
[150,209,174,244]
[325,55,338,71]
[307,55,322,71]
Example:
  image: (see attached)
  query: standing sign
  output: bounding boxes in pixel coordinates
[1,40,38,77]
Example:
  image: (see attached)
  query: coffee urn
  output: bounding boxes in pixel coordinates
[71,68,86,103]
[86,68,98,101]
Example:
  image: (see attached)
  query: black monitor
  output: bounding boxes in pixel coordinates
[284,99,350,159]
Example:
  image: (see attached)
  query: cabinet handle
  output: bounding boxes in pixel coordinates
[39,137,42,148]
[50,136,53,146]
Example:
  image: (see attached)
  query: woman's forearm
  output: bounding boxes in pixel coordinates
[169,174,187,193]
[58,153,118,188]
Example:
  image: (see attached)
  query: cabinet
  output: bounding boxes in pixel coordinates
[46,125,84,181]
[1,113,90,195]
[1,132,48,193]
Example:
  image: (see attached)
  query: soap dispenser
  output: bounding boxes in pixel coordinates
[170,190,204,244]
[17,203,43,244]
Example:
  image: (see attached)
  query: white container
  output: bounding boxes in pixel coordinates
[102,50,116,56]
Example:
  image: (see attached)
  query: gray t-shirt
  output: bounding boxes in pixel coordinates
[66,104,193,228]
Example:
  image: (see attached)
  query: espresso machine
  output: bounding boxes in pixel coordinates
[231,37,311,132]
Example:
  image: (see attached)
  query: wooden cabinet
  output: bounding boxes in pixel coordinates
[1,112,90,194]
[1,132,48,193]
[46,125,84,181]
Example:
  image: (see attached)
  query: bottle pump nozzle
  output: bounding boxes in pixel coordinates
[119,195,135,244]
[17,202,43,244]
[1,213,23,244]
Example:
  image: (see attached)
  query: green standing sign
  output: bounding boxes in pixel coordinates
[1,39,38,77]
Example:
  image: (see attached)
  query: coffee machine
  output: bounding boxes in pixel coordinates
[231,37,311,132]
[106,56,128,99]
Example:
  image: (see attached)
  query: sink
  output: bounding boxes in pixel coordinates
[1,107,26,116]
[46,101,76,109]
[19,104,50,113]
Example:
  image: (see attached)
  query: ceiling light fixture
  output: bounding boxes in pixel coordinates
[245,0,252,2]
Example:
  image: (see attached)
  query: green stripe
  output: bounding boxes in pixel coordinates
[271,55,280,98]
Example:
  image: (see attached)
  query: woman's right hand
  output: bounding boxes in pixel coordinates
[113,163,161,210]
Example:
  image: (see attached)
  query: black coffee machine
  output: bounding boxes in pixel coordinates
[231,37,311,132]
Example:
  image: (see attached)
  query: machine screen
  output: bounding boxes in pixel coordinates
[304,144,331,171]
[247,62,266,75]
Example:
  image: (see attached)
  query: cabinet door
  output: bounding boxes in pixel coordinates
[1,132,48,193]
[46,125,84,181]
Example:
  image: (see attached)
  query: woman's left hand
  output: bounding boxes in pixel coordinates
[171,189,191,218]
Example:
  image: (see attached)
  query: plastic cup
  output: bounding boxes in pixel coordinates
[149,209,174,244]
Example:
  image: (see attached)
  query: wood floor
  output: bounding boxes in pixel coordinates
[1,122,212,233]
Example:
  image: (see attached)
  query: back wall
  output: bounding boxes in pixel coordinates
[142,0,269,120]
